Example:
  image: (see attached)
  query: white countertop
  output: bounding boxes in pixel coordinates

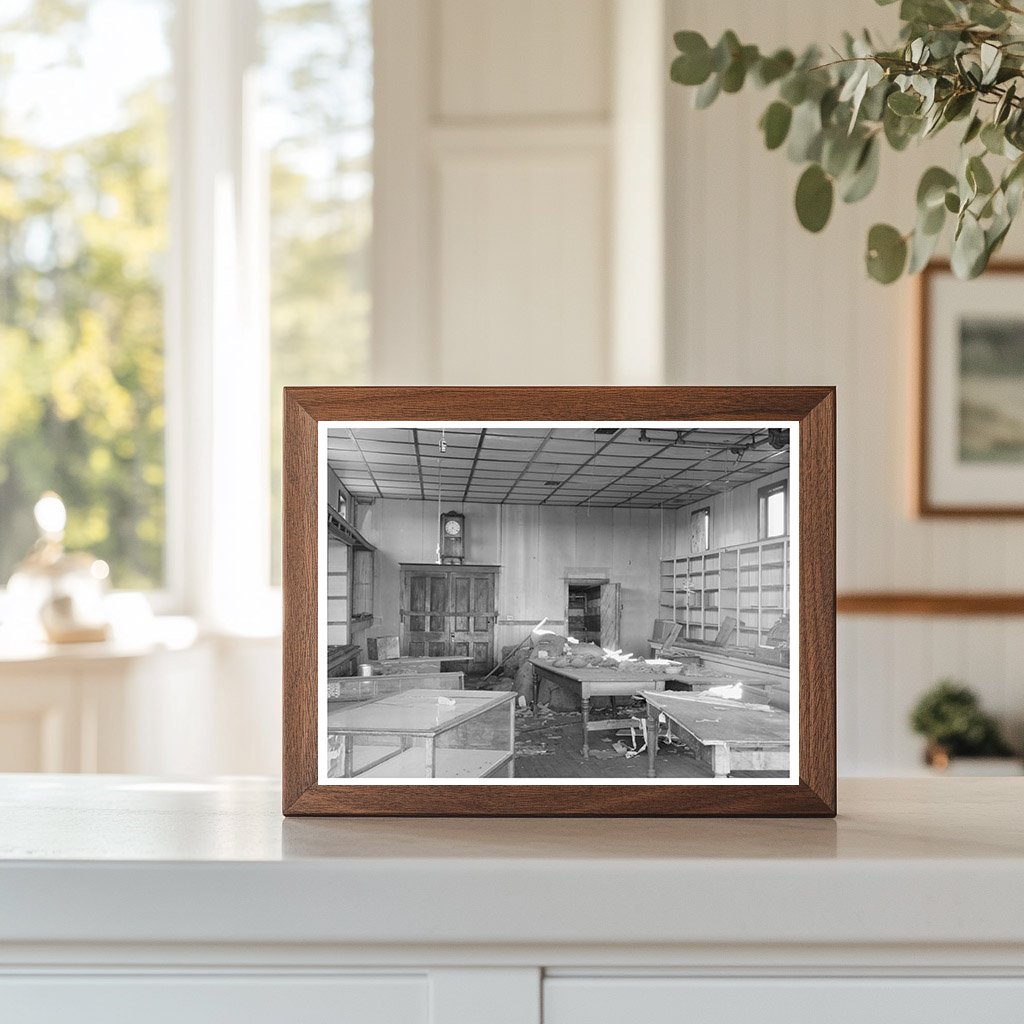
[1,775,1022,956]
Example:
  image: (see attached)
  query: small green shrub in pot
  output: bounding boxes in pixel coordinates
[909,679,1014,766]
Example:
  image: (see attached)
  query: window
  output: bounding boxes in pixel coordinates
[0,1,373,622]
[690,507,710,553]
[758,480,788,539]
[351,547,373,618]
[0,0,172,589]
[262,0,373,582]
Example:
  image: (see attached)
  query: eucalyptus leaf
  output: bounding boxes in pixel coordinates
[995,82,1017,124]
[980,41,1003,86]
[982,45,1003,85]
[842,137,881,203]
[779,73,807,106]
[981,121,1005,155]
[822,128,864,178]
[760,101,793,150]
[754,49,795,87]
[866,223,908,283]
[1006,172,1024,218]
[942,91,974,122]
[710,31,740,73]
[884,106,921,150]
[917,166,957,210]
[820,85,841,126]
[721,44,759,92]
[787,100,823,162]
[952,211,987,278]
[908,221,943,273]
[671,50,712,87]
[920,199,946,235]
[922,102,946,137]
[962,115,983,145]
[970,2,1009,29]
[861,79,892,122]
[888,90,921,115]
[694,73,721,109]
[967,154,995,195]
[795,164,834,232]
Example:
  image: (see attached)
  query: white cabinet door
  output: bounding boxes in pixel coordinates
[544,977,1024,1024]
[0,974,427,1024]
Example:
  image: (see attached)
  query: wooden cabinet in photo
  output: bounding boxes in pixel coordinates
[399,564,498,674]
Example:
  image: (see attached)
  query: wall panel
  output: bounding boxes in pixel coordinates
[373,0,637,385]
[438,0,610,120]
[355,499,662,658]
[436,151,608,384]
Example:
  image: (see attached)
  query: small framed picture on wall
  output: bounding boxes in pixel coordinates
[918,261,1024,516]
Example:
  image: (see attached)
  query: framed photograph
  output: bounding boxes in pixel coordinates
[283,387,836,816]
[918,261,1024,516]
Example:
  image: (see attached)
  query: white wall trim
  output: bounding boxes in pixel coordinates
[371,0,437,385]
[610,0,666,385]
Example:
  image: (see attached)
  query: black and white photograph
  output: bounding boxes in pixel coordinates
[318,421,798,784]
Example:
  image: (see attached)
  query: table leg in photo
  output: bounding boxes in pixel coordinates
[341,734,353,778]
[508,698,516,773]
[425,737,436,779]
[708,741,731,778]
[581,682,591,758]
[646,700,658,779]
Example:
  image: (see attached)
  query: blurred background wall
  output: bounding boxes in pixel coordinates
[1,0,1021,777]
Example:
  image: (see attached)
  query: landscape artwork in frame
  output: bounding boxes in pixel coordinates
[918,262,1024,516]
[282,388,836,817]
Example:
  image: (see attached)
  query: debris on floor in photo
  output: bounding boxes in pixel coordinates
[512,704,580,757]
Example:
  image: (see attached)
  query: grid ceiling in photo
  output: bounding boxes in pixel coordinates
[326,427,790,509]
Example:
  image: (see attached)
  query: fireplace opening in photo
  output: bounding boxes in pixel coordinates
[318,422,798,785]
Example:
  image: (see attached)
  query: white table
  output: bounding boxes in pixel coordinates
[1,775,1023,1023]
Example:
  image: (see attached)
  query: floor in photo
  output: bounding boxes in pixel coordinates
[512,704,789,780]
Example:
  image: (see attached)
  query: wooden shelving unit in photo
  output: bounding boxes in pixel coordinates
[659,536,790,649]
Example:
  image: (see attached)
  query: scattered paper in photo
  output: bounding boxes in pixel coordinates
[959,317,1024,463]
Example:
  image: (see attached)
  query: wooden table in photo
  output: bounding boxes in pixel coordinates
[642,690,790,779]
[529,657,686,758]
[326,688,515,779]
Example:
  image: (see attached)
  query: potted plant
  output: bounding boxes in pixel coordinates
[909,679,1019,772]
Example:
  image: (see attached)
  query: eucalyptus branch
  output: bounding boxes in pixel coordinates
[670,0,1024,282]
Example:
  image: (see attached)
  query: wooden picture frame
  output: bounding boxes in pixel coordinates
[917,260,1024,517]
[283,387,836,816]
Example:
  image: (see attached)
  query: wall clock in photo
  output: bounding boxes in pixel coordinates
[440,510,465,564]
